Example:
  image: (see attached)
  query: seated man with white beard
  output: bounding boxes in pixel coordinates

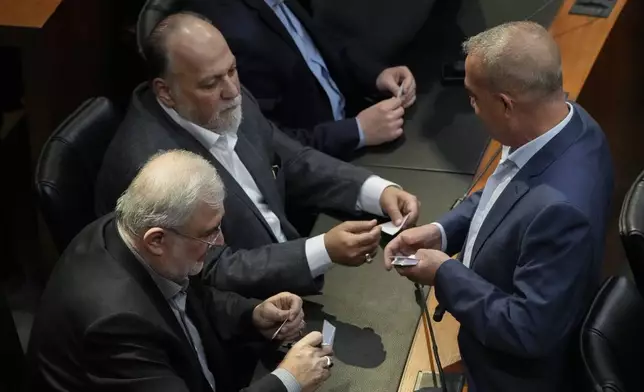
[95,12,421,299]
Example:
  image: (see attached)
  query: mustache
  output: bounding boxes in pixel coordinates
[220,95,242,111]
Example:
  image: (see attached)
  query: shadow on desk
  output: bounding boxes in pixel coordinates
[303,300,387,369]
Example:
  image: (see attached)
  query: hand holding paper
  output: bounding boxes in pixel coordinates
[383,224,443,270]
[380,213,411,236]
[379,186,420,228]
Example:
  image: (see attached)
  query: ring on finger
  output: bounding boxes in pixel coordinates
[323,356,333,368]
[365,249,377,263]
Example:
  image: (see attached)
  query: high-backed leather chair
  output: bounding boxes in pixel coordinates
[0,288,25,392]
[35,98,121,253]
[619,169,644,294]
[137,0,187,57]
[579,276,644,392]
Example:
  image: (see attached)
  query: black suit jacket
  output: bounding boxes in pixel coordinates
[184,0,386,159]
[27,214,285,392]
[94,83,372,298]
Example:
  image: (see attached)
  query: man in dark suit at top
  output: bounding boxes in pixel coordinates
[29,150,334,392]
[95,13,420,299]
[384,22,614,391]
[183,0,417,159]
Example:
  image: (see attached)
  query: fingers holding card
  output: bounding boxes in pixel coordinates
[380,213,411,236]
[322,320,336,347]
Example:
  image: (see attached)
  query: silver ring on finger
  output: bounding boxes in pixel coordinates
[365,253,373,263]
[323,356,333,368]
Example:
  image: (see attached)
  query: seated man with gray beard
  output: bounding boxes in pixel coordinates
[95,12,421,299]
[29,150,333,392]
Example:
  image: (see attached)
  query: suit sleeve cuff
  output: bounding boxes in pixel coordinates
[305,234,333,278]
[272,369,302,392]
[434,258,463,307]
[356,176,399,216]
[355,117,366,149]
[430,222,447,252]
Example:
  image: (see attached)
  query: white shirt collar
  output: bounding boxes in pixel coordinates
[501,102,574,169]
[157,99,237,151]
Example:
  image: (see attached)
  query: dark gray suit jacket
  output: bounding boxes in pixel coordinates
[95,83,372,298]
[27,214,282,392]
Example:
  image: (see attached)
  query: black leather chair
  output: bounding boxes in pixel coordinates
[0,288,25,392]
[137,0,187,57]
[619,169,644,294]
[579,276,644,392]
[35,98,121,253]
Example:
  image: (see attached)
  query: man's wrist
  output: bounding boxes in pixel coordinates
[430,222,447,252]
[305,235,333,277]
[355,117,366,149]
[356,176,399,215]
[251,304,261,329]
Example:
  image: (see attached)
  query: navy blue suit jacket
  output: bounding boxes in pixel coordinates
[435,103,614,392]
[184,0,386,159]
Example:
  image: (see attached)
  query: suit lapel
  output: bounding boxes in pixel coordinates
[235,132,287,219]
[470,181,529,267]
[185,286,234,392]
[242,0,300,52]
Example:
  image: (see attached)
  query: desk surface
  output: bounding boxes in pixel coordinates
[352,81,487,174]
[0,0,61,28]
[397,0,630,391]
[312,168,471,392]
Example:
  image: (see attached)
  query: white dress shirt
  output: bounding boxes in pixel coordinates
[159,101,396,277]
[434,102,574,266]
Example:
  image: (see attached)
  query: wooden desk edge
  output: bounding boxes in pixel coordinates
[397,1,628,391]
[0,0,62,29]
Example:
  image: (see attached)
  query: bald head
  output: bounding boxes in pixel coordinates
[463,21,562,101]
[144,12,242,132]
[116,150,225,237]
[144,12,228,80]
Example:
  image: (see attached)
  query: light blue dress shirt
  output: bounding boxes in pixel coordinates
[434,102,575,263]
[263,0,366,147]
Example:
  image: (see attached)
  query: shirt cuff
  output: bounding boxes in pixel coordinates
[431,222,447,252]
[305,234,333,278]
[355,118,366,149]
[272,368,302,392]
[356,176,399,216]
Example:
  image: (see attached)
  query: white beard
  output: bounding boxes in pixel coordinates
[207,95,243,134]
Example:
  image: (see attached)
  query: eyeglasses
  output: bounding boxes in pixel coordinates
[165,226,222,250]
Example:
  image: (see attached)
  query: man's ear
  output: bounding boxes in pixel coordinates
[152,77,175,108]
[142,227,166,256]
[499,93,514,116]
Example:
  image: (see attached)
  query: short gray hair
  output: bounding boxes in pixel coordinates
[116,150,225,237]
[463,21,562,100]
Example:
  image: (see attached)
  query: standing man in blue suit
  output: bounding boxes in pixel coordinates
[183,0,417,160]
[384,22,614,392]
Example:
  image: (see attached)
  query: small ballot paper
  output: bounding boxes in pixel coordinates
[322,320,336,347]
[380,213,410,236]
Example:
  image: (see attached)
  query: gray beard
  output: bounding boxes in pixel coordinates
[209,103,243,134]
